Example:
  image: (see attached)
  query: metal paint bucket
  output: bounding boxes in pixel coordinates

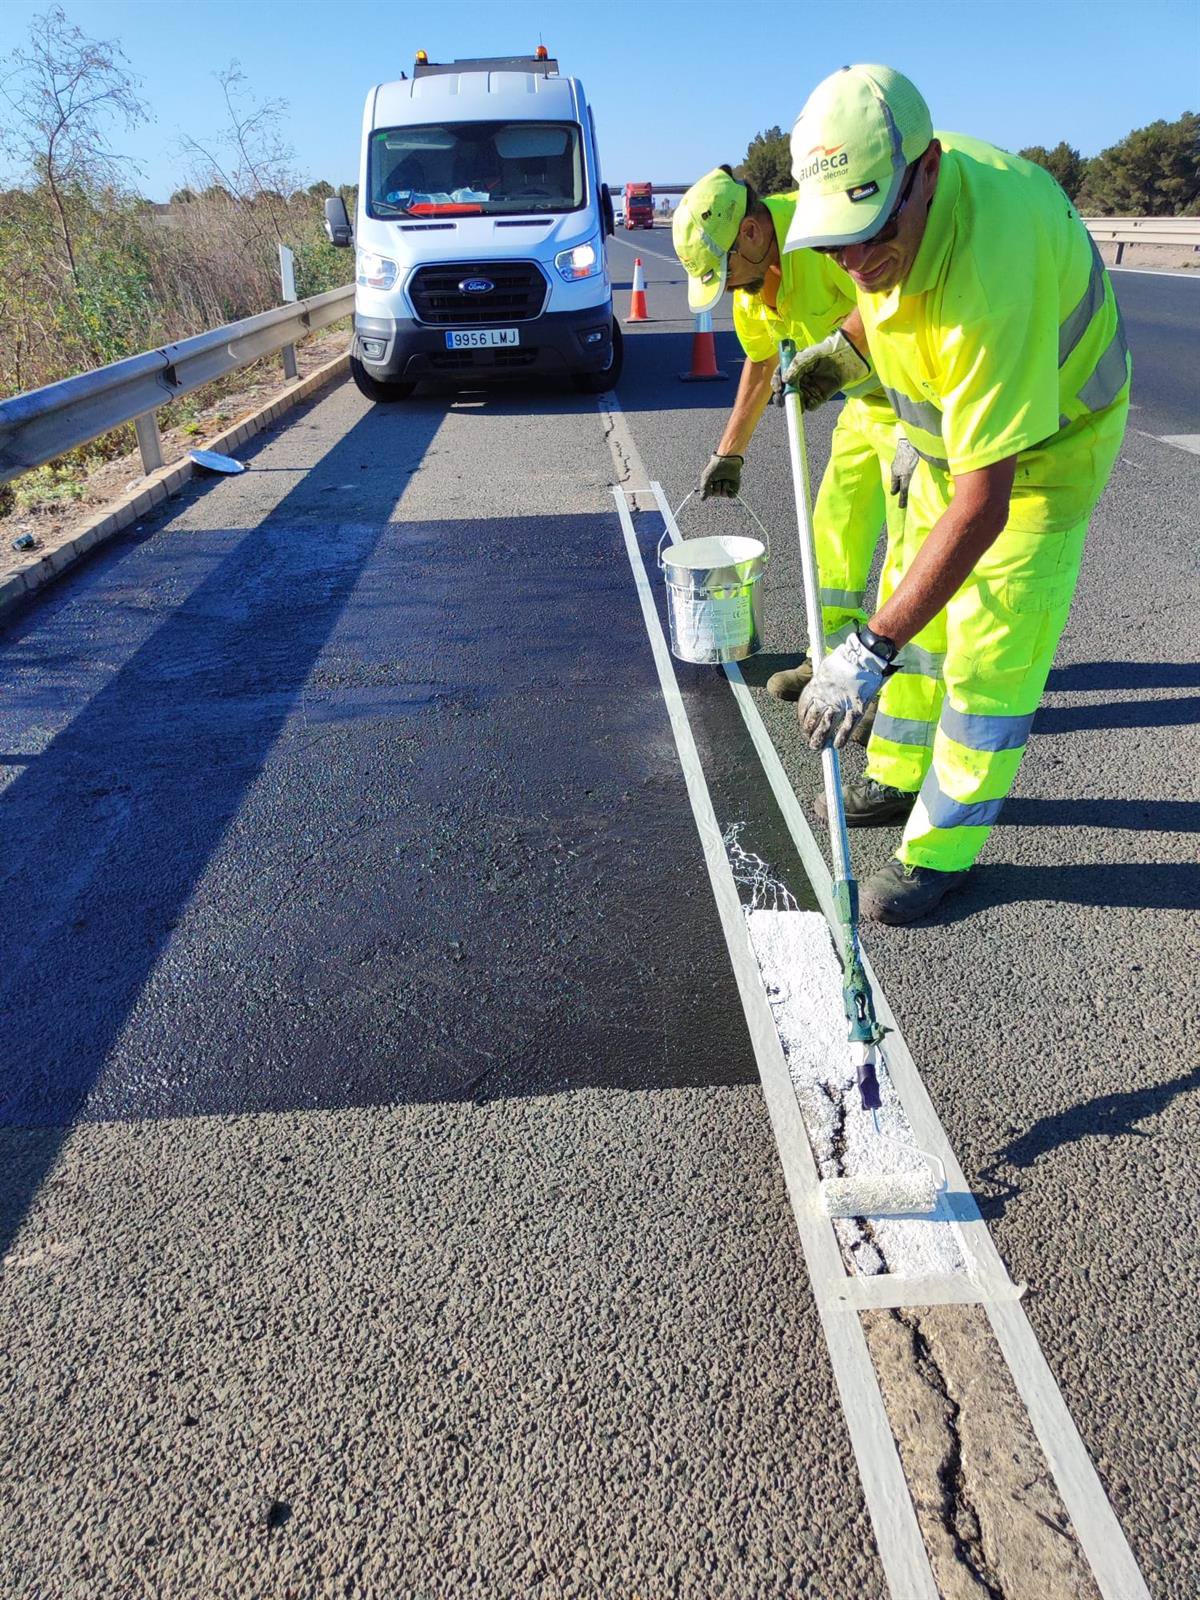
[657,494,771,664]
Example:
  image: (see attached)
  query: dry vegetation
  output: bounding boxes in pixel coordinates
[0,7,354,518]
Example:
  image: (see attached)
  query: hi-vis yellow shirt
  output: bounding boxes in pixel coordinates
[733,193,857,359]
[855,133,1130,533]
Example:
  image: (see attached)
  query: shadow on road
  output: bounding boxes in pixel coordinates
[0,396,448,1256]
[617,327,748,410]
[1046,659,1200,692]
[738,651,805,690]
[975,1066,1200,1217]
[1035,693,1200,734]
[1001,797,1200,833]
[925,861,1200,922]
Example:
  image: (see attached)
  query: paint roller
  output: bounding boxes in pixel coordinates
[778,338,945,1221]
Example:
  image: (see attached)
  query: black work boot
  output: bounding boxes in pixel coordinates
[765,657,813,700]
[813,778,917,828]
[851,700,877,745]
[859,858,970,925]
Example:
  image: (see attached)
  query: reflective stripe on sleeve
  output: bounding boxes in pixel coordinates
[1058,241,1107,367]
[939,702,1035,752]
[918,774,1007,830]
[1078,314,1131,413]
[882,385,943,435]
[873,712,936,746]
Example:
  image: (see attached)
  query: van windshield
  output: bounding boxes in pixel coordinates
[368,121,585,218]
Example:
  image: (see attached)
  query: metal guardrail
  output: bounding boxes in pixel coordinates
[0,284,354,486]
[1082,217,1200,261]
[3,213,1197,490]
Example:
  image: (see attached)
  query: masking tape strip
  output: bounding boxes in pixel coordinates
[614,482,941,1600]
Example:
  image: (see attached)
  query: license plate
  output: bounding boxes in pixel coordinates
[445,328,521,349]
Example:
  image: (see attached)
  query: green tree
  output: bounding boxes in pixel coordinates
[307,179,335,200]
[737,125,792,196]
[1018,141,1085,200]
[0,5,146,283]
[1074,112,1200,215]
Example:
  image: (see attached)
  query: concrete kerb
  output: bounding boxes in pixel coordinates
[0,347,351,620]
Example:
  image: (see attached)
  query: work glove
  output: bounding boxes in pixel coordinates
[798,630,892,751]
[889,437,920,509]
[700,452,743,500]
[771,330,874,411]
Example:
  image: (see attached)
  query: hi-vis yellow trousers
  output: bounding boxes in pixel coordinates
[865,465,1088,872]
[812,393,905,643]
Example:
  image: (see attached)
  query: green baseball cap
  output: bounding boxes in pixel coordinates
[784,64,933,253]
[673,166,749,312]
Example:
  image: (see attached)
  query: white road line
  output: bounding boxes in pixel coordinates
[1137,430,1200,455]
[612,481,941,1600]
[609,237,680,268]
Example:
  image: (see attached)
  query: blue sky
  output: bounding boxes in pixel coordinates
[1,0,1197,199]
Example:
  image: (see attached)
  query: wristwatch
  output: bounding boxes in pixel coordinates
[857,624,901,673]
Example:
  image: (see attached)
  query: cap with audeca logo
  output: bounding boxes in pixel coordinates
[783,64,933,253]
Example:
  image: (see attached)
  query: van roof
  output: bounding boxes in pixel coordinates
[372,71,581,129]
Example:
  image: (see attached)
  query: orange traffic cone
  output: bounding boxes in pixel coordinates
[627,257,648,322]
[678,309,727,382]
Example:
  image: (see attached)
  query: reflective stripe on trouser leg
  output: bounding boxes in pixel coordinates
[811,397,897,639]
[899,517,1090,872]
[863,458,944,794]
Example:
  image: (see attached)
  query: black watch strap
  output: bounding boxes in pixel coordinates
[858,624,900,668]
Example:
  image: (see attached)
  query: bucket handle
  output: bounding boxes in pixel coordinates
[657,490,771,568]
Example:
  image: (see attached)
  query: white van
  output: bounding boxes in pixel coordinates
[324,50,621,401]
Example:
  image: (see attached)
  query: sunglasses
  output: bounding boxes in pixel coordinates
[813,159,922,257]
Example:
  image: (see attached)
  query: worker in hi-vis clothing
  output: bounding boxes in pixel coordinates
[778,64,1130,924]
[671,168,917,722]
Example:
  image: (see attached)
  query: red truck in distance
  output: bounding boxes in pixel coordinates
[623,183,654,229]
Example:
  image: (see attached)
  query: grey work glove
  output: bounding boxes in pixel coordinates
[700,452,743,500]
[889,437,920,509]
[772,329,874,411]
[798,631,892,751]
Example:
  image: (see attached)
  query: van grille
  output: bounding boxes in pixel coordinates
[429,348,539,371]
[408,261,547,325]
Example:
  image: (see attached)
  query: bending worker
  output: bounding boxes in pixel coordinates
[780,64,1130,923]
[672,167,915,717]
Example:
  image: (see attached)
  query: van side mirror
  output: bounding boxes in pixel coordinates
[600,182,615,238]
[324,196,353,247]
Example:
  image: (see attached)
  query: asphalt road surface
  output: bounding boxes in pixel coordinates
[1,230,1196,1598]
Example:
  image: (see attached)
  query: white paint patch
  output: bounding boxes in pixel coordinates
[1153,433,1200,455]
[745,908,966,1283]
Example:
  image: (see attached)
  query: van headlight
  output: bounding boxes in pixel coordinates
[554,235,603,282]
[357,249,398,290]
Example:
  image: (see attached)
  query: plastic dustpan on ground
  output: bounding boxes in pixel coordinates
[189,449,245,475]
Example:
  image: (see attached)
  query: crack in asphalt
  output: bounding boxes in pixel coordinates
[895,1308,1008,1600]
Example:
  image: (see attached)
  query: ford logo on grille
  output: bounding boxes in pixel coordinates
[459,277,494,294]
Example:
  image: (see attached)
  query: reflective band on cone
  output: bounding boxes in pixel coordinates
[679,309,727,382]
[628,257,649,322]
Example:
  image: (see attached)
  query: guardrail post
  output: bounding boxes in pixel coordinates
[1115,240,1126,265]
[134,411,164,474]
[279,244,299,381]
